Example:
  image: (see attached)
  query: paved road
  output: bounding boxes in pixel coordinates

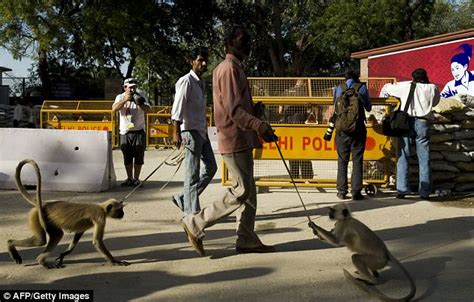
[0,149,472,301]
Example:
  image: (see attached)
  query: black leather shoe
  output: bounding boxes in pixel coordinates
[396,193,406,199]
[236,244,276,254]
[352,193,365,200]
[420,195,430,201]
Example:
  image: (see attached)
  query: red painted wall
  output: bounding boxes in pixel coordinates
[369,38,473,89]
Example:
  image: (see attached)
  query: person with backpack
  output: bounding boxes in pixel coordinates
[333,70,371,200]
[384,68,440,200]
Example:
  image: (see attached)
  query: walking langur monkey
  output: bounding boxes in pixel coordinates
[308,204,416,302]
[7,159,129,268]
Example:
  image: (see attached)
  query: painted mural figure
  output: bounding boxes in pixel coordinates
[441,44,474,98]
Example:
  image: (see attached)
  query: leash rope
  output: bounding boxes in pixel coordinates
[273,140,313,222]
[157,148,185,192]
[120,147,182,202]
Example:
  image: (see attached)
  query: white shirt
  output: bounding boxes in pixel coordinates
[171,70,207,138]
[385,81,440,118]
[13,104,23,121]
[114,91,150,135]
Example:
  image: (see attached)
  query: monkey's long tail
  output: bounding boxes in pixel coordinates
[388,253,417,301]
[15,159,48,231]
[15,159,40,207]
[273,140,312,222]
[343,255,416,301]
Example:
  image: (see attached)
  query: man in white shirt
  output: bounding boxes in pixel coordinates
[384,68,440,200]
[171,49,217,215]
[112,78,151,187]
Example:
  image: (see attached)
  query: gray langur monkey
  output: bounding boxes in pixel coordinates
[308,204,416,302]
[7,159,129,268]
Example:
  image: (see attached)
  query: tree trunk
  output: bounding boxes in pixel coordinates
[38,49,51,98]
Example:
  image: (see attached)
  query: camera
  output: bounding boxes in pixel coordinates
[323,115,336,141]
[133,93,145,105]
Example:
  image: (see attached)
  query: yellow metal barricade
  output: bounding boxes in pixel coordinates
[147,106,173,148]
[40,100,118,147]
[146,107,214,148]
[41,102,215,149]
[222,77,398,194]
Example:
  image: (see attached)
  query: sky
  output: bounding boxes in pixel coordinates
[0,48,34,78]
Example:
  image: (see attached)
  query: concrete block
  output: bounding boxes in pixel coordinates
[0,128,115,192]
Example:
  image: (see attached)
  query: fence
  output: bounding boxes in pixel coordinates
[221,77,398,193]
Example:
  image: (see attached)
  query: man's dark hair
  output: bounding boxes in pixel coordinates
[224,26,249,50]
[412,68,429,83]
[190,48,208,61]
[344,70,360,82]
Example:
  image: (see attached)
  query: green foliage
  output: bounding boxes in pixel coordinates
[425,1,474,35]
[0,0,471,98]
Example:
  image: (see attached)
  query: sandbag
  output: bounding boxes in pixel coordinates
[432,97,466,113]
[455,161,474,172]
[441,151,472,162]
[430,123,460,133]
[450,108,474,121]
[430,161,460,173]
[454,182,474,192]
[461,119,474,129]
[431,112,452,123]
[460,140,474,152]
[430,152,444,160]
[454,129,474,140]
[430,133,454,143]
[431,142,460,152]
[459,94,474,108]
[454,173,474,182]
[432,171,457,181]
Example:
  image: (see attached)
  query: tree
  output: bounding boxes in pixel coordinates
[425,0,473,36]
[0,0,84,97]
[216,0,333,76]
[0,0,471,99]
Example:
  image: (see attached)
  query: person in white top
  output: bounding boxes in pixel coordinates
[112,78,151,187]
[13,100,24,127]
[384,68,440,200]
[171,49,217,215]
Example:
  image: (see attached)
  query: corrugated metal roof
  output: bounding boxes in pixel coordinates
[351,28,474,59]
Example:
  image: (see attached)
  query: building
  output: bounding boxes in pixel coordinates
[351,28,474,97]
[0,66,12,105]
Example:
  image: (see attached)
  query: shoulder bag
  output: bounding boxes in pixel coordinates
[382,82,416,137]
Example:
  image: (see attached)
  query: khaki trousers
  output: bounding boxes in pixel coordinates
[182,149,262,248]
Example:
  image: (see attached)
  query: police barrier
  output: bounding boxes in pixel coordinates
[222,77,398,193]
[146,107,213,149]
[40,100,118,147]
[40,101,212,149]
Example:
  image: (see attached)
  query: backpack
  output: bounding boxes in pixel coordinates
[334,82,364,133]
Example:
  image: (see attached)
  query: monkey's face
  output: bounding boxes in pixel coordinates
[328,204,351,220]
[105,199,125,219]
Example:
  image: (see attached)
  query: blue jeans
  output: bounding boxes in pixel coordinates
[397,118,431,197]
[175,130,217,215]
